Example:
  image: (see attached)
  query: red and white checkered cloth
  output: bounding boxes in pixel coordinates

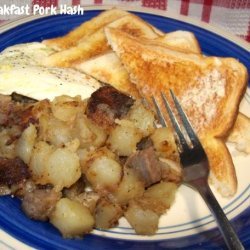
[0,0,249,42]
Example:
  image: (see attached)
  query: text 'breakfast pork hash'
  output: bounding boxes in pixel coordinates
[0,86,181,238]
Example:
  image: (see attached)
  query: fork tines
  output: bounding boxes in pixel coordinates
[152,90,202,153]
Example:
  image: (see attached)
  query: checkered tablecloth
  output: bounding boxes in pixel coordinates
[0,0,249,42]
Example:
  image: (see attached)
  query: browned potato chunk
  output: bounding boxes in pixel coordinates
[107,120,142,156]
[144,182,177,211]
[39,115,73,147]
[150,127,179,161]
[113,167,144,204]
[85,156,122,192]
[73,114,107,148]
[127,100,155,137]
[95,199,123,229]
[16,124,37,164]
[125,200,159,235]
[50,198,94,238]
[29,141,54,184]
[51,95,82,122]
[46,147,81,191]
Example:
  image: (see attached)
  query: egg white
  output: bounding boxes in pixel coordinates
[0,42,101,100]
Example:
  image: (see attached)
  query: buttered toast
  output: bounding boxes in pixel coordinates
[43,13,160,67]
[105,27,248,197]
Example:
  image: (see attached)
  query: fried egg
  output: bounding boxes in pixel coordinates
[0,42,101,100]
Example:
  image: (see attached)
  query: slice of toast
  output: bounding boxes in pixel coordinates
[105,27,248,197]
[75,30,201,97]
[43,8,129,51]
[227,113,250,154]
[43,14,160,68]
[74,51,141,98]
[155,31,201,54]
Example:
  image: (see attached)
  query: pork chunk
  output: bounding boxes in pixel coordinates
[22,186,61,221]
[86,86,134,129]
[0,157,30,186]
[125,147,162,187]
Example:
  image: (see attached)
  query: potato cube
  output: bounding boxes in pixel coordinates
[16,124,37,164]
[125,200,159,235]
[50,198,94,238]
[95,199,123,229]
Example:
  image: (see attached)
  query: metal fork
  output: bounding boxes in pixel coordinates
[152,90,244,250]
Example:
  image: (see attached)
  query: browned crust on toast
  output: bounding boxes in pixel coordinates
[43,13,160,67]
[43,9,129,51]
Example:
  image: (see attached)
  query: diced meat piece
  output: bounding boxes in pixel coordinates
[160,159,182,184]
[0,157,30,186]
[11,92,37,104]
[72,192,100,213]
[125,147,161,187]
[63,178,85,199]
[86,86,134,129]
[0,93,46,130]
[15,106,37,129]
[63,179,100,213]
[22,186,61,221]
[137,137,153,150]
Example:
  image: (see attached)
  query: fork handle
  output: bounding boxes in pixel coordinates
[197,183,245,250]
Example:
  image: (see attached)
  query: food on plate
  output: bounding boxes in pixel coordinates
[0,8,248,239]
[104,27,248,197]
[0,42,101,100]
[0,86,181,237]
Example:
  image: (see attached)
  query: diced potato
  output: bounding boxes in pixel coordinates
[50,198,94,238]
[107,120,142,156]
[127,100,155,137]
[65,138,80,153]
[113,167,144,204]
[77,148,95,173]
[46,147,81,191]
[16,124,37,164]
[95,199,123,229]
[73,114,107,148]
[125,200,159,235]
[87,119,107,148]
[85,156,122,192]
[29,141,54,184]
[39,115,73,147]
[150,127,179,161]
[144,182,177,210]
[51,95,82,122]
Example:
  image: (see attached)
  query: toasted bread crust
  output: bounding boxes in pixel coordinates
[105,27,248,196]
[43,14,160,68]
[227,112,250,154]
[43,9,129,51]
[155,31,201,54]
[74,30,202,98]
